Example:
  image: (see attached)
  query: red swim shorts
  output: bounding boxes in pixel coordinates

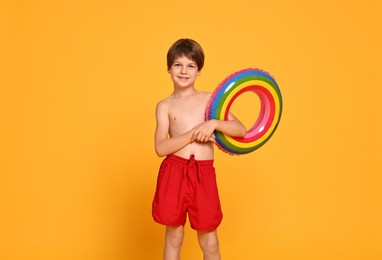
[152,154,223,231]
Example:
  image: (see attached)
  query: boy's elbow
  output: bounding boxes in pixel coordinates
[155,147,167,157]
[231,127,247,138]
[238,125,247,137]
[155,150,164,157]
[156,152,167,157]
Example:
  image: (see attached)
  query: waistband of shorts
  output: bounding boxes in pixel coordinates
[166,154,214,166]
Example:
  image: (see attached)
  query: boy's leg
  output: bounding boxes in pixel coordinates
[197,229,221,260]
[164,226,184,260]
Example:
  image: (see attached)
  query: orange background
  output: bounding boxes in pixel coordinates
[1,0,381,259]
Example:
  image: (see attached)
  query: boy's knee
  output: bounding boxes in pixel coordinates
[203,239,219,254]
[198,233,220,255]
[166,226,184,248]
[167,234,183,248]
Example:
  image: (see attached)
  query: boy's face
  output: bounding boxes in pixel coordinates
[168,55,200,89]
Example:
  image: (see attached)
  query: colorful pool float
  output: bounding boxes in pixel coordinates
[205,68,283,155]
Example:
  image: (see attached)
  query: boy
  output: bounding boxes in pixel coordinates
[152,38,246,260]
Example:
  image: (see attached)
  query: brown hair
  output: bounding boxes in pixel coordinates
[167,38,205,71]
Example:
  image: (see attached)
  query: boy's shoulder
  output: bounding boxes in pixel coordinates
[196,91,213,103]
[155,94,177,113]
[156,94,175,106]
[191,90,212,101]
[156,96,171,111]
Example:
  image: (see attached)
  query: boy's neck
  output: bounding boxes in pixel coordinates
[172,86,198,98]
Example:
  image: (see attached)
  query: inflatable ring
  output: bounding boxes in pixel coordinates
[205,68,282,155]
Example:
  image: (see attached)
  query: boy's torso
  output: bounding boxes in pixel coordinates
[166,91,214,160]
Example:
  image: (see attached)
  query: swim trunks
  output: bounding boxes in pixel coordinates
[152,154,223,231]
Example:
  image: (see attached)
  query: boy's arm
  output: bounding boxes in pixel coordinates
[154,101,194,157]
[192,113,247,143]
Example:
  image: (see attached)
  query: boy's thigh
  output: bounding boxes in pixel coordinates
[188,166,223,231]
[152,159,188,226]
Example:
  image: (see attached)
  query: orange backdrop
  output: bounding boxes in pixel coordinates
[1,0,381,259]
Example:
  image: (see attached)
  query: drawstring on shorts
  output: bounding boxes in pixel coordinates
[187,154,200,182]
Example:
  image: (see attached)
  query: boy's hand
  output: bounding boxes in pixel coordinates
[192,120,217,143]
[208,133,216,143]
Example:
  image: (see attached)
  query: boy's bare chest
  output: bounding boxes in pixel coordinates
[168,99,207,125]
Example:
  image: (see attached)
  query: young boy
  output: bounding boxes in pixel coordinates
[152,38,246,260]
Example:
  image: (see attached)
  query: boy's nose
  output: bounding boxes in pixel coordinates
[180,67,188,74]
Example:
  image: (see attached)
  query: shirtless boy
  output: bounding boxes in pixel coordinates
[152,38,246,260]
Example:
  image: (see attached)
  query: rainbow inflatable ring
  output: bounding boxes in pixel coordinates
[205,68,283,155]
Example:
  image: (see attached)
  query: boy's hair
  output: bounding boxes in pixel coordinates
[167,38,205,71]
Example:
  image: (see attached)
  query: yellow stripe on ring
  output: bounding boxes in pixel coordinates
[219,79,281,148]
